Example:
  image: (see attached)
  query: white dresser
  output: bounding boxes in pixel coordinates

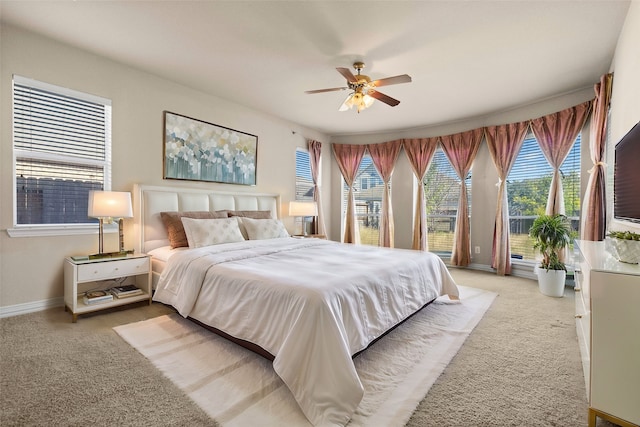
[574,240,640,427]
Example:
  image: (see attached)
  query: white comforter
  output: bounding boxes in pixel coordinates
[153,237,459,426]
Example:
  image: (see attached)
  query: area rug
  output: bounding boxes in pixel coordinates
[114,285,496,426]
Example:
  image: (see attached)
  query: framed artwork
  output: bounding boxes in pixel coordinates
[163,111,258,185]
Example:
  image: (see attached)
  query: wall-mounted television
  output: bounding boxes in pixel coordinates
[613,120,640,228]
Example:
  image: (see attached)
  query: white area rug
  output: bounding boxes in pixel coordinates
[114,285,496,426]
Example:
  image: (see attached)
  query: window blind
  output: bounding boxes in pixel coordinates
[295,148,314,200]
[13,76,111,226]
[507,132,581,260]
[424,148,472,253]
[341,154,384,246]
[508,132,581,218]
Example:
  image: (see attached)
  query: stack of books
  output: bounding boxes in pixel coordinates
[83,290,113,305]
[110,285,143,299]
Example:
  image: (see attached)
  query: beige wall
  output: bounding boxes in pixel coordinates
[0,25,330,312]
[610,1,640,141]
[607,0,640,235]
[2,2,638,313]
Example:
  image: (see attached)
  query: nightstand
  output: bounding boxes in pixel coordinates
[293,234,326,239]
[64,253,152,322]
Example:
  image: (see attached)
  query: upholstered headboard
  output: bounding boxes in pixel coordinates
[133,184,280,253]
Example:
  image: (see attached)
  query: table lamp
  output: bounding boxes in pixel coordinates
[88,190,133,257]
[289,201,318,236]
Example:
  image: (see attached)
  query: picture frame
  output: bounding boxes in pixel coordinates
[163,111,258,185]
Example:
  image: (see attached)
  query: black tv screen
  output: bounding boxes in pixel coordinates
[614,121,640,224]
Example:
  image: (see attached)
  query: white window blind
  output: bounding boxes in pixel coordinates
[424,148,472,254]
[341,154,384,246]
[507,132,581,260]
[295,148,314,201]
[13,76,112,227]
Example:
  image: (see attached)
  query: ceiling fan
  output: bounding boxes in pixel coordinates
[305,62,412,113]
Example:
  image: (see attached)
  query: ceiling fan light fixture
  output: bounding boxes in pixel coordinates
[338,89,375,113]
[324,61,409,113]
[363,94,375,108]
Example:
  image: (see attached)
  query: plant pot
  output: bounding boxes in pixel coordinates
[606,237,640,264]
[536,268,566,297]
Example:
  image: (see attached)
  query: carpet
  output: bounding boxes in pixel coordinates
[114,285,496,427]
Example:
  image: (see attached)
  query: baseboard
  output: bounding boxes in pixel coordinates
[0,297,64,319]
[510,263,538,281]
[451,262,539,282]
[465,263,496,273]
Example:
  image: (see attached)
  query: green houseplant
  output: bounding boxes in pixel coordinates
[607,230,640,241]
[606,230,640,264]
[529,214,571,297]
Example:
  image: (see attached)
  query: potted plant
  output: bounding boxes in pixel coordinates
[529,214,571,297]
[606,230,640,264]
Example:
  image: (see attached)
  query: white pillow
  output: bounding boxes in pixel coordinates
[180,217,245,248]
[240,217,290,240]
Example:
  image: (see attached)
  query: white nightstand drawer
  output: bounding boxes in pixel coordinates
[77,257,150,282]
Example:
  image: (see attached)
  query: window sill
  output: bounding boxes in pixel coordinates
[6,223,117,238]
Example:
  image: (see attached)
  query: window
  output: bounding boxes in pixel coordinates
[294,148,314,234]
[12,76,111,234]
[342,154,384,246]
[507,132,581,261]
[605,109,614,224]
[423,148,472,254]
[295,147,314,201]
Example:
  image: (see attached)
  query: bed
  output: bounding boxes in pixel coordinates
[134,184,459,427]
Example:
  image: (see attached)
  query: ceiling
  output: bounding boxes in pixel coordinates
[0,1,631,136]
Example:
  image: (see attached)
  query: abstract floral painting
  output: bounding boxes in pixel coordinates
[163,111,257,185]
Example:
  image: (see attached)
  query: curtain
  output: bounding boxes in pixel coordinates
[308,140,327,236]
[367,140,402,247]
[332,143,366,244]
[531,101,592,215]
[403,137,439,251]
[439,129,483,266]
[581,73,613,241]
[485,122,529,275]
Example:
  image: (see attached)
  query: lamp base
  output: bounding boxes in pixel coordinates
[89,249,134,260]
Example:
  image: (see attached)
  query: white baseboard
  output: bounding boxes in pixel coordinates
[465,263,496,273]
[0,297,64,319]
[510,263,538,281]
[451,261,539,282]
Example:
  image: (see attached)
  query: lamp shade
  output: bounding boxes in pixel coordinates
[289,201,318,217]
[339,91,375,113]
[88,191,133,218]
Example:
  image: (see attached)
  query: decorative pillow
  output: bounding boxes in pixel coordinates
[180,217,245,248]
[160,211,228,248]
[241,217,290,240]
[228,210,272,239]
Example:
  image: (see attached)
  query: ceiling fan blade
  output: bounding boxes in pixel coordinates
[304,87,348,94]
[368,90,400,107]
[336,67,357,83]
[371,74,412,88]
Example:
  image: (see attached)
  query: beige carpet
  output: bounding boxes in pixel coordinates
[0,269,618,426]
[114,286,496,426]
